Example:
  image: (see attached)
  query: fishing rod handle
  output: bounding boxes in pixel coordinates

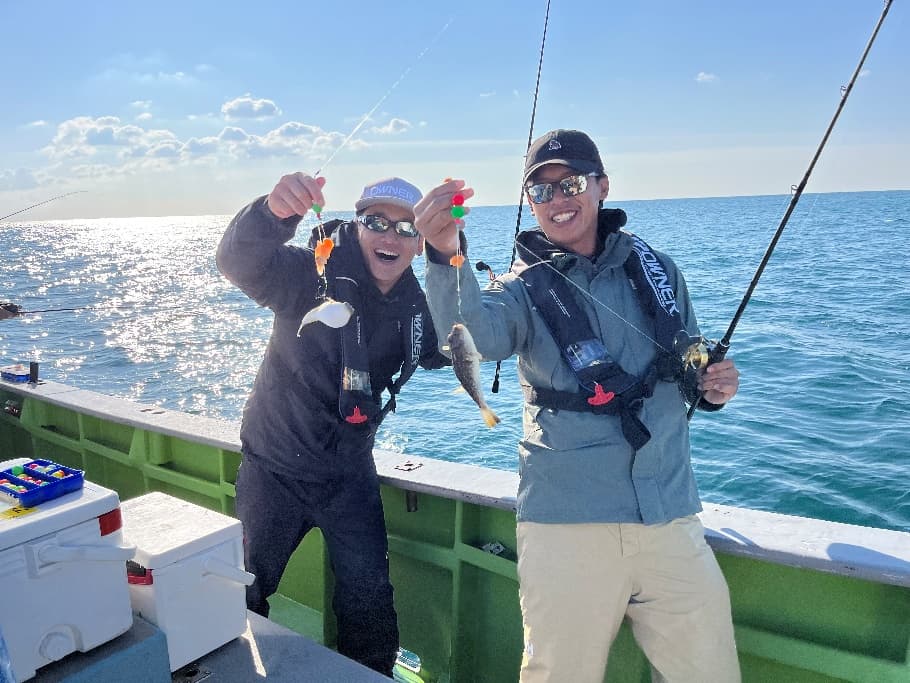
[685,339,731,420]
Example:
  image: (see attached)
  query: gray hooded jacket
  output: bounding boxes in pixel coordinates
[425,211,707,525]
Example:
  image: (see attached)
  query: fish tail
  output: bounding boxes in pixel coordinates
[481,407,501,428]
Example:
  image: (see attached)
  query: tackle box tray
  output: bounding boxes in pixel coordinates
[0,458,84,507]
[0,364,29,382]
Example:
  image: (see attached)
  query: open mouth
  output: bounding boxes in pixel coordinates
[552,210,576,225]
[375,249,400,262]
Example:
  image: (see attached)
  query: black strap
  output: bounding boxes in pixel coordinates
[524,385,652,452]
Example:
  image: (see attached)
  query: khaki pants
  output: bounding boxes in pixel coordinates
[517,516,740,683]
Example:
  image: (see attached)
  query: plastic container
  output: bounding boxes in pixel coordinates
[0,459,84,508]
[0,364,29,383]
[0,458,136,683]
[120,492,255,671]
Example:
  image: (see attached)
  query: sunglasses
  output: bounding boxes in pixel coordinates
[526,173,598,204]
[356,214,419,238]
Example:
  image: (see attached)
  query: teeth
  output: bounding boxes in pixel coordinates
[375,249,399,261]
[552,211,575,224]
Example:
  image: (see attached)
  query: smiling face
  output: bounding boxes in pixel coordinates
[356,202,424,294]
[527,164,610,257]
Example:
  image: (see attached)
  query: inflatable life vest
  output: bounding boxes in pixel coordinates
[309,221,424,428]
[517,217,698,450]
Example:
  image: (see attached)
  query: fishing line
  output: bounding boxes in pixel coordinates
[686,0,894,419]
[306,16,453,295]
[513,240,669,353]
[313,18,453,177]
[0,191,87,222]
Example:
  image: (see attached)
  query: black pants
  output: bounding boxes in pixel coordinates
[235,454,399,676]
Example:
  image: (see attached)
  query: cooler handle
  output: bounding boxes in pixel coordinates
[203,556,255,586]
[37,543,136,564]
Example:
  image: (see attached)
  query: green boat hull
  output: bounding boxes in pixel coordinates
[2,380,908,682]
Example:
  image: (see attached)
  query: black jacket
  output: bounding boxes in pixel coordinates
[217,196,448,480]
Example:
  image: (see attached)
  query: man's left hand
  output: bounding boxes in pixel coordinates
[698,359,739,405]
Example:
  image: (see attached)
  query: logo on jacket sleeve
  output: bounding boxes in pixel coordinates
[411,312,423,366]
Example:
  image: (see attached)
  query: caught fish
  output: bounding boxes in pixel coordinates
[447,323,500,428]
[297,299,354,335]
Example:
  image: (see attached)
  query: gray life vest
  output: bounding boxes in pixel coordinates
[516,215,698,451]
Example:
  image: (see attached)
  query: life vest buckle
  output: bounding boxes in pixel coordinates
[587,383,615,406]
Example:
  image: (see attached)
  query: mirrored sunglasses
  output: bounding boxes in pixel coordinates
[357,214,419,238]
[526,173,598,204]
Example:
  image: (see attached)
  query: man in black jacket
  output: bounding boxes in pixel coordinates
[217,172,449,676]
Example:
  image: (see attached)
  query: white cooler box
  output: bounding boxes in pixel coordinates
[0,458,136,683]
[120,492,255,671]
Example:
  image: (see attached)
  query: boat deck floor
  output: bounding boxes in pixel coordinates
[32,611,387,682]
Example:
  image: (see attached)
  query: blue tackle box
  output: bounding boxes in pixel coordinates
[0,459,85,507]
[0,364,29,383]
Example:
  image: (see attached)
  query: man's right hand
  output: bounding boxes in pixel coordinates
[413,178,475,259]
[267,173,327,219]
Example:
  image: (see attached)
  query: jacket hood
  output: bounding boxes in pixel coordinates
[512,208,630,275]
[308,219,421,304]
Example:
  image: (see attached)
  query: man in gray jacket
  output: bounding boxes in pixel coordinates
[413,130,741,682]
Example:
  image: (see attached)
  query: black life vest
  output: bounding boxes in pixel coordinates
[308,221,425,429]
[516,214,694,451]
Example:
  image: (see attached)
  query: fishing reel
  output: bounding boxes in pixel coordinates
[673,331,726,371]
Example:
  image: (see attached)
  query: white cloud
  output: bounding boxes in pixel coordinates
[696,72,718,83]
[27,101,422,188]
[369,118,412,136]
[146,141,182,158]
[221,95,281,120]
[272,122,320,139]
[480,91,496,98]
[42,116,178,161]
[219,127,250,143]
[859,69,870,78]
[26,120,48,128]
[182,136,220,157]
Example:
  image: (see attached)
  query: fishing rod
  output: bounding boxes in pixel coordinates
[313,18,453,177]
[0,301,254,320]
[686,0,893,419]
[0,191,87,222]
[489,0,552,394]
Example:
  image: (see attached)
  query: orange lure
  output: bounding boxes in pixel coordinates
[314,237,334,276]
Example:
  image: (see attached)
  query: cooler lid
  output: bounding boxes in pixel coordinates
[120,491,242,569]
[0,458,121,552]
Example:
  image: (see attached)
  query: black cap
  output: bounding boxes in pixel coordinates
[523,129,605,184]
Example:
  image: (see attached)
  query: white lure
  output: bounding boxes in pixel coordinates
[296,299,354,335]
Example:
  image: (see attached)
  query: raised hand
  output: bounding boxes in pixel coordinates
[267,173,327,219]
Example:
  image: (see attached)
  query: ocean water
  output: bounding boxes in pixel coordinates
[1,190,908,532]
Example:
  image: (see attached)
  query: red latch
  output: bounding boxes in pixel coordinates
[98,507,122,536]
[587,383,615,406]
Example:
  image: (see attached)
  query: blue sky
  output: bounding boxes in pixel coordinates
[2,0,907,219]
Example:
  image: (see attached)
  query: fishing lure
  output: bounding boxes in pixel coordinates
[442,178,467,269]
